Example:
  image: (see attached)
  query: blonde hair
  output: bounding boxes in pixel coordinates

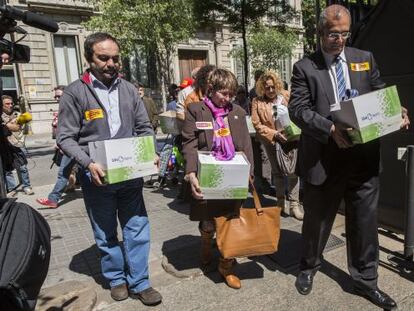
[207,68,238,96]
[255,70,284,98]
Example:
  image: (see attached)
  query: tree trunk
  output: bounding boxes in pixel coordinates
[155,47,167,112]
[241,0,249,93]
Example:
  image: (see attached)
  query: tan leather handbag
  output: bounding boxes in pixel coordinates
[214,182,281,259]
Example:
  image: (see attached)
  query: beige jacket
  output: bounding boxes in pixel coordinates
[251,91,289,145]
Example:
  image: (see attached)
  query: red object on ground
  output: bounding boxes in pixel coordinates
[36,198,58,209]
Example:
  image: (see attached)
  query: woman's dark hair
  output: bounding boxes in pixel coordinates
[207,68,238,96]
[193,64,216,97]
[84,32,120,63]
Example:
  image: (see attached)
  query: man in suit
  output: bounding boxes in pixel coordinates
[288,5,409,310]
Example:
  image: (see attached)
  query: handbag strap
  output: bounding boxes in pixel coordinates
[249,179,264,215]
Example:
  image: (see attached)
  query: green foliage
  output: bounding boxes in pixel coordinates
[231,25,299,72]
[85,0,196,105]
[301,0,325,55]
[86,0,196,56]
[195,0,299,87]
[194,0,298,31]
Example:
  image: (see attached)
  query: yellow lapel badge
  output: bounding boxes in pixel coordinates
[85,108,104,121]
[215,127,230,137]
[350,62,370,72]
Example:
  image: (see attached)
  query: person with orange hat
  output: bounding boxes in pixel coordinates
[176,66,200,120]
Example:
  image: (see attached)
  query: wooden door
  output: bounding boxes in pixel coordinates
[178,50,208,81]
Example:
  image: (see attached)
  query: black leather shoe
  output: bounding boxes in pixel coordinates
[295,271,314,295]
[354,286,397,310]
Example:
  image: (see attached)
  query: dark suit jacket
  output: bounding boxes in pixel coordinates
[288,47,386,186]
[182,102,254,176]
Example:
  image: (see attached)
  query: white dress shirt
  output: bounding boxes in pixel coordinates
[90,73,121,138]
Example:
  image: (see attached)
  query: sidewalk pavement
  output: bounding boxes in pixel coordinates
[13,181,414,311]
[15,133,414,310]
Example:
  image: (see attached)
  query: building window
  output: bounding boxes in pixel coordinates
[278,58,292,85]
[1,68,17,91]
[1,66,18,99]
[231,44,245,86]
[53,35,80,86]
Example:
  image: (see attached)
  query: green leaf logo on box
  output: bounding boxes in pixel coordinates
[106,166,134,184]
[381,86,401,117]
[199,164,224,188]
[226,188,248,199]
[133,136,155,163]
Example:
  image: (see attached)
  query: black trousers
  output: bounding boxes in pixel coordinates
[300,169,379,289]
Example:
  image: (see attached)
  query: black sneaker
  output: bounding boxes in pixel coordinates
[130,287,162,306]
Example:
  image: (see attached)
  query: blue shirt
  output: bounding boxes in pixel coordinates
[90,73,121,138]
[167,100,177,111]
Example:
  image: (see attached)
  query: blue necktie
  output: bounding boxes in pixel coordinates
[335,57,346,101]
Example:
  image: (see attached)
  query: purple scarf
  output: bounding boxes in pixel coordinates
[203,96,236,161]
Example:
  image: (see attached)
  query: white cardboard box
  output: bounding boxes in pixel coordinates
[159,111,182,135]
[89,136,157,184]
[274,103,301,141]
[330,85,402,144]
[197,151,250,200]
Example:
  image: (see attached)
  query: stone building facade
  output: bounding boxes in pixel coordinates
[3,0,303,134]
[4,0,93,134]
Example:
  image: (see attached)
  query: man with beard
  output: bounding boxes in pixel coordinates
[57,32,162,306]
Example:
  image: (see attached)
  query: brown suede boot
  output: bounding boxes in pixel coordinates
[218,258,241,289]
[199,228,214,266]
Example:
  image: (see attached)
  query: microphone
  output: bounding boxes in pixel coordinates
[23,11,59,33]
[0,5,59,33]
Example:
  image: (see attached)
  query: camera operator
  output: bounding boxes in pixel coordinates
[2,95,34,197]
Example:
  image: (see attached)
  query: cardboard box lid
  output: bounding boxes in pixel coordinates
[197,151,250,166]
[330,85,401,130]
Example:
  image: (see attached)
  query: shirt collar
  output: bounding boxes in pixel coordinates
[322,48,347,67]
[90,72,120,90]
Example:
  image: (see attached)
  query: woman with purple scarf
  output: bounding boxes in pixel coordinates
[182,68,254,289]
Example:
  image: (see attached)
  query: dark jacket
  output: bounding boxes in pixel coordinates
[182,101,254,221]
[142,96,159,130]
[288,47,385,186]
[182,102,254,175]
[57,71,154,168]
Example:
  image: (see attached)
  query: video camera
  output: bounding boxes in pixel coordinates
[0,2,58,198]
[0,2,59,64]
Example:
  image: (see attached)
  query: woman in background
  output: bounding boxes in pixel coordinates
[251,70,303,220]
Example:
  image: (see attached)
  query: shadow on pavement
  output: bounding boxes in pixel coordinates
[161,234,264,284]
[69,245,108,289]
[320,259,354,294]
[379,245,414,283]
[58,190,84,207]
[255,229,303,275]
[167,199,190,215]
